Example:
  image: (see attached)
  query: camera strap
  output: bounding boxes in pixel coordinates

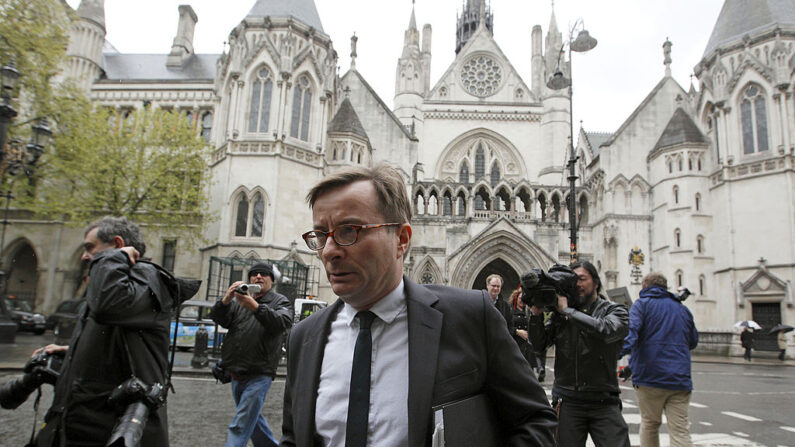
[167,304,181,395]
[24,388,42,447]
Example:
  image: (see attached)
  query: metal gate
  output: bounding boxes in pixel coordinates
[204,256,319,305]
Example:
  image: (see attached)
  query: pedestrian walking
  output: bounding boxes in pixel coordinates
[778,331,787,361]
[621,272,699,447]
[741,327,754,361]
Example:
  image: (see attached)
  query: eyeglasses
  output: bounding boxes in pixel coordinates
[302,223,401,251]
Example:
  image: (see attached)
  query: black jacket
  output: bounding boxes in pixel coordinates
[528,296,628,399]
[493,295,515,336]
[37,249,200,447]
[211,288,292,377]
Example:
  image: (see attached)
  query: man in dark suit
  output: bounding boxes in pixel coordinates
[281,164,556,447]
[486,273,514,334]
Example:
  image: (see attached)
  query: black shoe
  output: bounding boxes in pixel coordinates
[537,369,546,383]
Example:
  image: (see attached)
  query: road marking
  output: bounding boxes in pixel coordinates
[722,411,762,422]
[622,400,637,408]
[699,421,712,426]
[690,402,707,408]
[780,426,795,433]
[732,432,749,437]
[623,413,666,425]
[619,385,634,391]
[172,377,215,382]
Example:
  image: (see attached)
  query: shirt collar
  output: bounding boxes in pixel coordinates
[340,279,406,327]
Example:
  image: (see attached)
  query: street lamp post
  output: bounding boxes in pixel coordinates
[0,59,52,299]
[547,21,597,263]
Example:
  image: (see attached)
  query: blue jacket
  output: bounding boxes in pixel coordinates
[621,286,698,390]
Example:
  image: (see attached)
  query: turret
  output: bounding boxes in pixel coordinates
[539,7,570,183]
[421,24,433,95]
[456,0,493,53]
[63,0,106,91]
[394,2,427,129]
[531,25,544,97]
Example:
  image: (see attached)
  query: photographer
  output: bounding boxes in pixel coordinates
[33,216,199,447]
[620,272,698,447]
[210,263,292,447]
[527,261,630,447]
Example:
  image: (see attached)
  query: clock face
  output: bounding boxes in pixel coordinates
[460,55,503,97]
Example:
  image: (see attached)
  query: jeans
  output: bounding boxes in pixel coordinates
[635,386,693,447]
[226,375,279,447]
[552,394,630,447]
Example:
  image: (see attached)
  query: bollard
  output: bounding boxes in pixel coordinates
[191,324,209,368]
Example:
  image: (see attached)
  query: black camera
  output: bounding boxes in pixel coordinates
[235,283,261,295]
[0,351,64,410]
[106,377,166,447]
[676,287,692,302]
[520,264,579,309]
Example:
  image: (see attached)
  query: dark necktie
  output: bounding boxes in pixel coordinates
[346,310,376,447]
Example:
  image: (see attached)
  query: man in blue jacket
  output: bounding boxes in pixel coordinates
[621,272,699,447]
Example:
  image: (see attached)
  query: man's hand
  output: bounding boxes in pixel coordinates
[516,329,529,340]
[120,246,139,265]
[221,281,259,312]
[556,294,569,313]
[529,305,544,316]
[32,344,68,357]
[222,281,245,305]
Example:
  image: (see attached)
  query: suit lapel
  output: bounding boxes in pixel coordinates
[296,299,343,445]
[404,277,443,447]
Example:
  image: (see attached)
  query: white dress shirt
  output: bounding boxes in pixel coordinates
[315,280,410,446]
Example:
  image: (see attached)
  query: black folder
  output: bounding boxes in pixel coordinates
[432,393,503,447]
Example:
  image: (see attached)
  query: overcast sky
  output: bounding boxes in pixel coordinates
[65,0,725,133]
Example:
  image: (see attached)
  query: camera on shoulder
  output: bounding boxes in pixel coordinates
[520,264,579,309]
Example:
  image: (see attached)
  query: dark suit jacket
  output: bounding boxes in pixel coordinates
[281,276,556,447]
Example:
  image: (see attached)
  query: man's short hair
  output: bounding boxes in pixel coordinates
[85,216,146,256]
[570,261,603,295]
[486,274,503,286]
[642,272,668,289]
[306,164,412,224]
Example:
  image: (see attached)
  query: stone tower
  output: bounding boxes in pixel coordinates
[394,2,431,131]
[64,0,106,91]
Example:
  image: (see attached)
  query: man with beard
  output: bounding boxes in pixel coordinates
[528,261,630,447]
[211,263,292,447]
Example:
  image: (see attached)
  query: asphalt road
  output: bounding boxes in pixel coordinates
[2,337,793,446]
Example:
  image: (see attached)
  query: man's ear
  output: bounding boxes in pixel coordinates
[396,223,412,258]
[112,235,125,249]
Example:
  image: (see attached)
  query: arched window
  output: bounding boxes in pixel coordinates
[290,75,312,141]
[443,193,453,216]
[456,194,466,216]
[673,185,679,204]
[697,235,704,254]
[201,111,213,143]
[248,68,273,133]
[741,85,769,154]
[695,193,701,211]
[676,270,683,288]
[475,145,485,179]
[415,194,425,215]
[678,157,683,171]
[234,193,249,237]
[668,160,673,173]
[578,195,589,224]
[459,162,469,183]
[674,228,681,248]
[697,156,703,171]
[251,194,265,237]
[490,162,501,187]
[699,274,706,295]
[688,158,693,170]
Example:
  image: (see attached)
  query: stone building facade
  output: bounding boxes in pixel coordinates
[5,0,793,350]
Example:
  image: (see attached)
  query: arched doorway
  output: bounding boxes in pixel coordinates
[471,258,519,300]
[6,242,38,309]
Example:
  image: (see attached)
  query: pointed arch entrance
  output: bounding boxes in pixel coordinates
[4,240,39,309]
[472,258,519,297]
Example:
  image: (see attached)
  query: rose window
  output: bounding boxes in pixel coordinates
[460,55,502,97]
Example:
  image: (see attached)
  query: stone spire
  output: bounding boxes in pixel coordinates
[350,33,358,70]
[455,0,493,53]
[663,38,672,77]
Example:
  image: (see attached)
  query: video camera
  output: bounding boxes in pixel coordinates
[0,351,64,410]
[520,264,579,309]
[234,283,261,295]
[106,376,166,447]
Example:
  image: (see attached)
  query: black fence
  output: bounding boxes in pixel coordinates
[204,256,318,305]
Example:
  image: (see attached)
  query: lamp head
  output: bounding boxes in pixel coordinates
[571,30,597,53]
[1,60,20,93]
[547,70,572,90]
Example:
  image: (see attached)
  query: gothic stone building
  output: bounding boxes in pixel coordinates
[7,0,794,352]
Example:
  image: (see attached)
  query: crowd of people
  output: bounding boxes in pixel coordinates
[4,163,785,447]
